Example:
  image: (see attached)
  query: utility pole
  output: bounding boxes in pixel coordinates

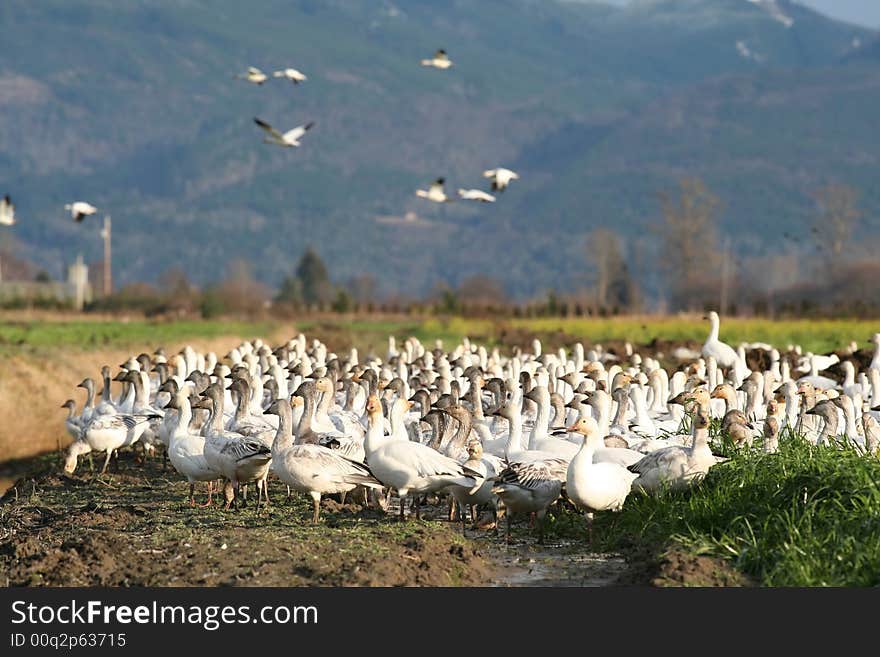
[100,215,112,296]
[719,237,730,315]
[73,253,86,311]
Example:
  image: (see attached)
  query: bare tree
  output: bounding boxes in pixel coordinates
[457,274,507,307]
[657,177,721,310]
[812,184,861,261]
[586,228,632,309]
[220,259,269,314]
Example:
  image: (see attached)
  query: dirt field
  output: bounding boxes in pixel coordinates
[0,451,751,587]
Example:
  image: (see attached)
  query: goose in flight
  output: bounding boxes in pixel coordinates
[65,201,98,223]
[457,188,496,203]
[237,66,268,85]
[421,49,453,69]
[253,117,315,147]
[0,195,15,226]
[482,168,519,192]
[273,67,307,84]
[415,178,452,203]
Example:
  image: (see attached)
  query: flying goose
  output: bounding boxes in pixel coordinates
[65,201,97,222]
[420,49,453,69]
[273,67,307,84]
[415,178,452,203]
[482,168,519,192]
[0,194,15,225]
[253,117,315,147]
[457,188,496,203]
[237,66,268,84]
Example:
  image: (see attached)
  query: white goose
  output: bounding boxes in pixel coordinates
[701,311,743,371]
[65,201,97,222]
[565,417,637,541]
[272,67,307,84]
[195,384,272,510]
[60,400,83,442]
[415,178,452,203]
[628,409,717,494]
[253,117,315,147]
[164,390,221,506]
[237,66,268,84]
[0,194,15,225]
[420,49,453,69]
[266,397,382,523]
[482,168,519,192]
[457,188,496,203]
[491,457,566,544]
[363,395,480,519]
[63,409,161,474]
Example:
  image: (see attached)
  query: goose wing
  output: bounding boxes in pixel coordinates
[304,446,383,488]
[495,458,567,488]
[284,121,315,142]
[220,436,272,463]
[627,446,685,475]
[253,117,285,141]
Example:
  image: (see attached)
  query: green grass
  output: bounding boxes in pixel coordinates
[1,315,874,356]
[0,319,279,353]
[502,317,878,355]
[591,431,880,586]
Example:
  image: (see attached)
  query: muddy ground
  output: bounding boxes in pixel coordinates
[0,452,747,587]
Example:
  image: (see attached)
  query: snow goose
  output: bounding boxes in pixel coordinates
[415,177,452,203]
[628,409,717,494]
[363,394,480,519]
[64,409,161,474]
[0,194,15,225]
[701,311,744,372]
[457,188,496,203]
[194,384,272,510]
[491,458,566,544]
[60,400,83,442]
[420,49,453,69]
[237,66,268,84]
[797,354,838,391]
[482,168,519,192]
[805,400,840,446]
[446,441,499,530]
[265,397,382,522]
[272,67,307,84]
[565,416,638,542]
[163,390,221,506]
[253,117,315,147]
[65,201,97,223]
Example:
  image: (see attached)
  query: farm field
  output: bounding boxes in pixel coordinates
[2,313,879,587]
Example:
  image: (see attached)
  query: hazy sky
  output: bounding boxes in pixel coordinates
[598,1,880,28]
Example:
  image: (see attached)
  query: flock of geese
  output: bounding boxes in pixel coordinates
[243,47,518,204]
[1,46,515,241]
[59,312,880,543]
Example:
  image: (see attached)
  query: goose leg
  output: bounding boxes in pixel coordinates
[506,512,512,545]
[339,490,347,507]
[188,483,196,506]
[100,450,113,475]
[223,481,235,511]
[399,494,406,521]
[199,481,214,507]
[414,495,421,520]
[311,493,321,523]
